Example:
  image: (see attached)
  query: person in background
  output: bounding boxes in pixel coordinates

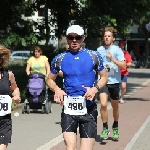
[97,26,126,140]
[0,45,21,150]
[26,46,50,78]
[130,50,135,60]
[58,44,69,86]
[118,41,132,104]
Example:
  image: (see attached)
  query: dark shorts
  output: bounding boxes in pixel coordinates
[99,83,120,100]
[0,114,12,144]
[121,75,128,82]
[61,104,98,138]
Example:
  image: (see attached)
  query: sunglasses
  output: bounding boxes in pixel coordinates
[67,35,83,40]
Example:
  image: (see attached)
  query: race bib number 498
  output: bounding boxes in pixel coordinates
[64,96,87,115]
[0,95,12,116]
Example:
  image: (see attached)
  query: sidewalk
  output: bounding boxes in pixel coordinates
[50,82,150,150]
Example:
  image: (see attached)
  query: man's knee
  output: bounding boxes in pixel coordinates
[111,100,119,109]
[101,105,107,111]
[99,92,108,107]
[64,139,76,149]
[63,132,76,150]
[121,83,126,90]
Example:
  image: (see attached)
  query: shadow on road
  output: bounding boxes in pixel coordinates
[129,72,150,78]
[95,135,118,144]
[126,83,146,94]
[125,97,150,101]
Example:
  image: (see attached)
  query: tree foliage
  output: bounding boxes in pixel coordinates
[76,0,150,38]
[1,0,150,51]
[0,0,37,48]
[32,0,82,40]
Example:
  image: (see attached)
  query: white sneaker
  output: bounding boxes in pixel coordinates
[119,98,124,104]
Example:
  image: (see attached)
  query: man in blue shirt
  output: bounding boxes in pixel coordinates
[97,26,126,140]
[46,25,108,150]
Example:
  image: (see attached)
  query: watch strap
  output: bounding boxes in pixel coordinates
[95,85,101,92]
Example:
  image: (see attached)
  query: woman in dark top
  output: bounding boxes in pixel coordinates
[0,45,21,150]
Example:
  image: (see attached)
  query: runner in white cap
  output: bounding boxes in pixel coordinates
[46,25,108,150]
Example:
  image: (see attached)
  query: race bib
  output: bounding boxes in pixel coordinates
[64,96,87,115]
[104,62,114,75]
[0,95,12,116]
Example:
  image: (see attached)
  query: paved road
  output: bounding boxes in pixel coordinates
[51,72,150,150]
[7,68,150,150]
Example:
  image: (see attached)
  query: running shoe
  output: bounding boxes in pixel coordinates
[119,98,124,104]
[112,127,119,140]
[100,128,110,139]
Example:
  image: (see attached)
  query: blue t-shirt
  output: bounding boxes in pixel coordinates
[51,48,104,106]
[97,45,125,84]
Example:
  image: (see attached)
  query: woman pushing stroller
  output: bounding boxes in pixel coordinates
[26,46,50,77]
[24,46,51,114]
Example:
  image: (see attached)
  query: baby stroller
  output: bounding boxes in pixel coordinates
[22,72,52,114]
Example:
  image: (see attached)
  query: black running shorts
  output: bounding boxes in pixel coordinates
[61,104,98,138]
[0,114,12,144]
[99,83,120,100]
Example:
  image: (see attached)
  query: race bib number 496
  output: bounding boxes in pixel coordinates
[64,96,87,115]
[0,95,12,116]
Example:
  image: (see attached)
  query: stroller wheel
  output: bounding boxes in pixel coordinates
[26,104,30,114]
[45,101,50,114]
[41,105,45,114]
[22,104,26,114]
[45,100,52,114]
[49,101,52,113]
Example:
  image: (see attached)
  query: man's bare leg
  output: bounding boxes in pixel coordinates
[119,82,126,103]
[99,93,108,123]
[111,99,119,122]
[99,93,110,139]
[80,138,95,150]
[111,99,119,140]
[63,132,77,150]
[0,144,8,150]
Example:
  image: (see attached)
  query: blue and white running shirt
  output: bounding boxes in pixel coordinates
[51,48,104,105]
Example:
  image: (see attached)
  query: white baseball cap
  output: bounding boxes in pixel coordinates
[66,25,84,35]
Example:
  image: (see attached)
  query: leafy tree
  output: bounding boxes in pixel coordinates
[78,0,150,61]
[32,0,82,45]
[0,0,37,49]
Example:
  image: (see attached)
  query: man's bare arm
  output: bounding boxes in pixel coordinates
[111,58,126,69]
[46,72,67,105]
[106,51,126,69]
[96,68,108,89]
[46,73,60,92]
[83,68,108,100]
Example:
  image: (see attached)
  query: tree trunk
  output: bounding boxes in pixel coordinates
[45,0,49,46]
[144,29,149,63]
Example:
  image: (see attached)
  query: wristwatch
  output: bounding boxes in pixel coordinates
[95,85,101,92]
